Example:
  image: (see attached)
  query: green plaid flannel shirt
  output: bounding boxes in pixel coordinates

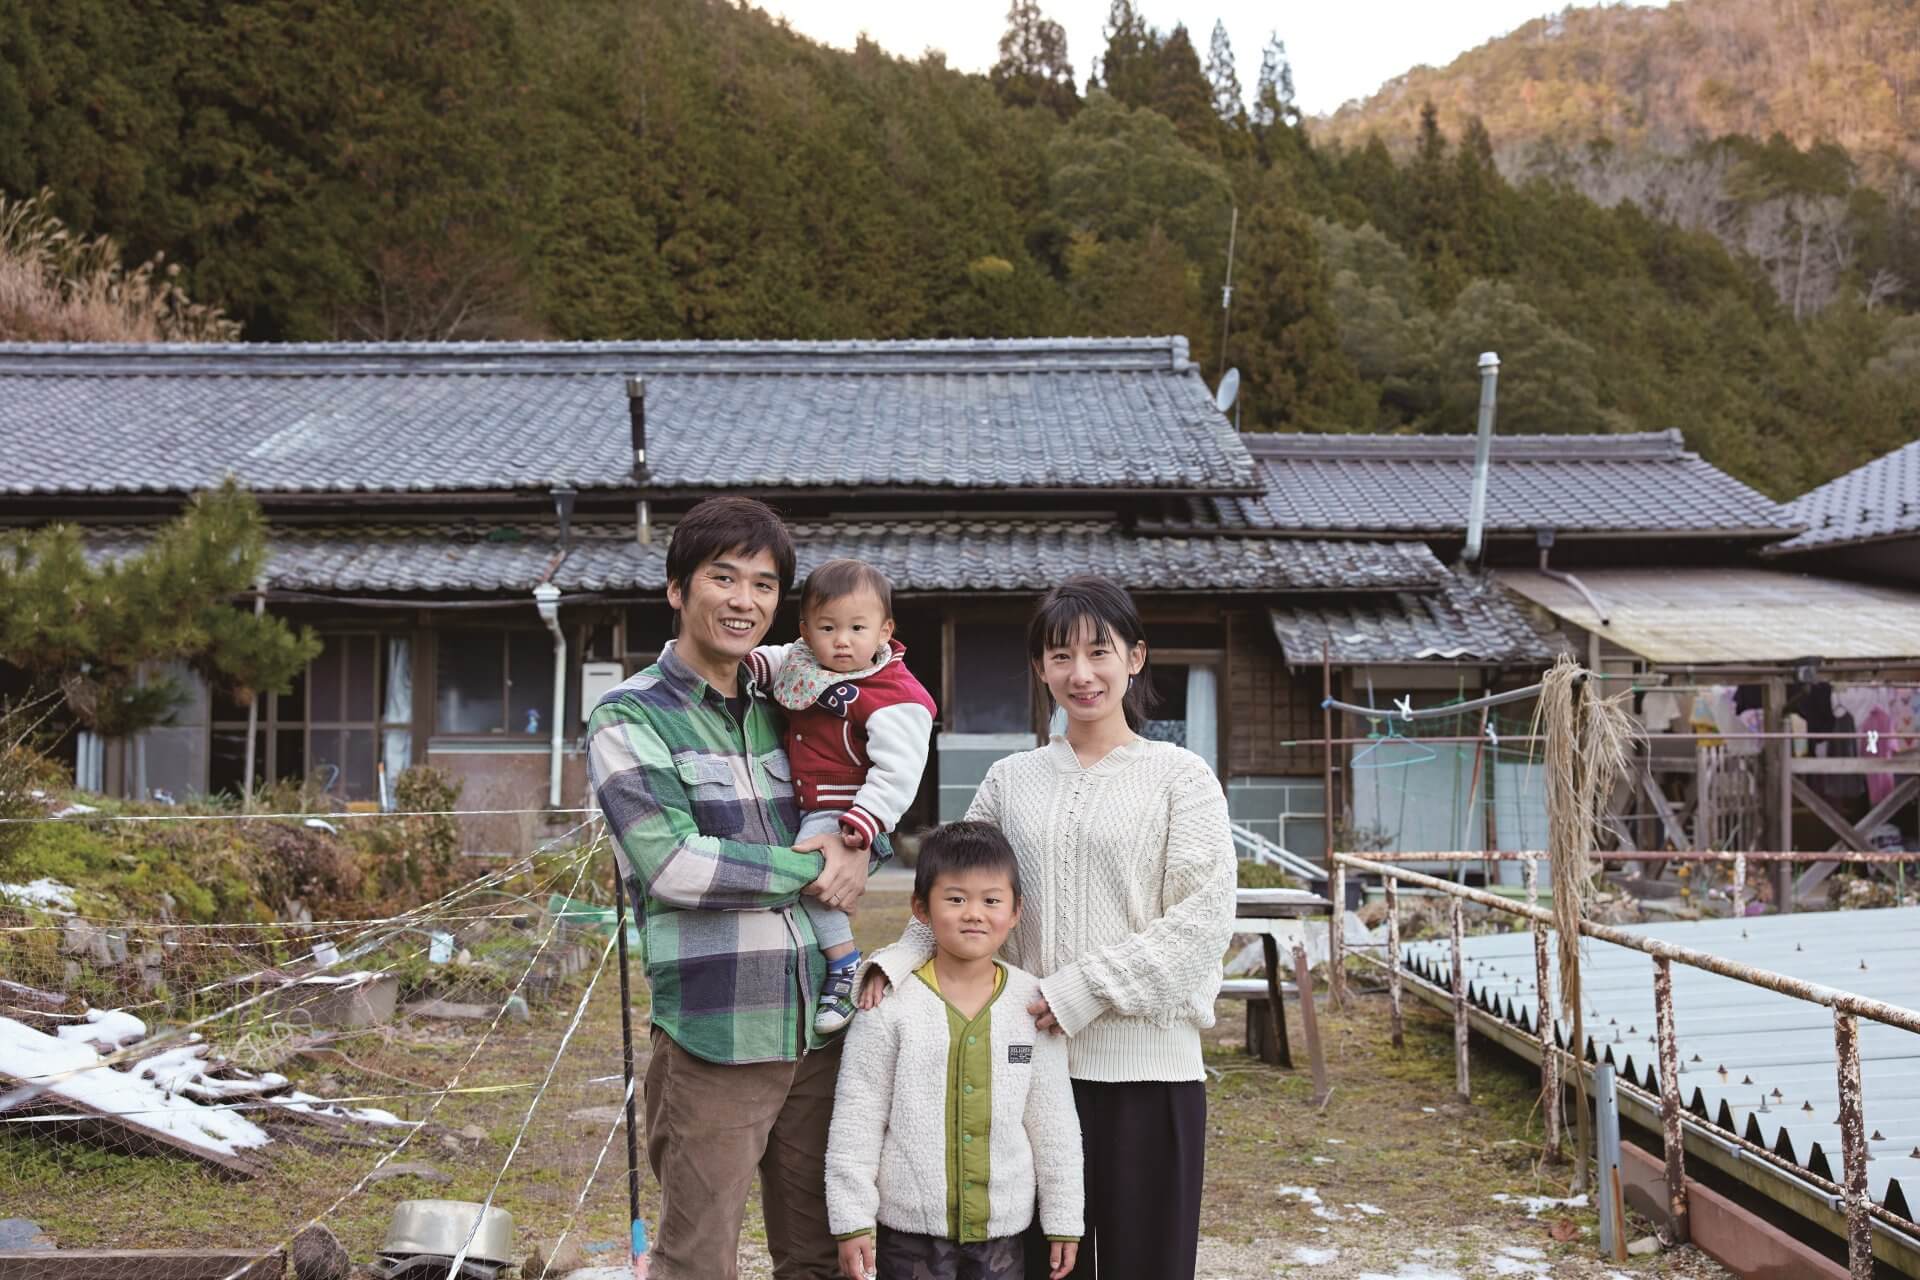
[586,641,834,1064]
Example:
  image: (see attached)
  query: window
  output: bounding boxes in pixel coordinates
[207,633,411,803]
[950,621,1032,733]
[435,629,556,736]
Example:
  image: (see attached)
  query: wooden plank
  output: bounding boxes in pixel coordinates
[1794,775,1920,899]
[0,1249,283,1280]
[1787,755,1920,775]
[1639,771,1691,852]
[0,1070,263,1181]
[1788,779,1877,854]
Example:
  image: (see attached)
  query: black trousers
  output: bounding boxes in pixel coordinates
[1023,1079,1207,1280]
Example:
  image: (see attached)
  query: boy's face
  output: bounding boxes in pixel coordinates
[798,587,895,673]
[913,866,1020,964]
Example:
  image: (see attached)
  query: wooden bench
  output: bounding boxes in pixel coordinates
[1220,977,1298,1063]
[1227,888,1333,1088]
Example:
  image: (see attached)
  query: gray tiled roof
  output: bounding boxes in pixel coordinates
[0,339,1255,496]
[1768,439,1920,553]
[76,521,1448,596]
[1268,572,1569,665]
[1146,431,1799,537]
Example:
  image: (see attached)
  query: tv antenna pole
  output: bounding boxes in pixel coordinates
[1217,205,1238,381]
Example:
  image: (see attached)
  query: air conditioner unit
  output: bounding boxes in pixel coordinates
[580,661,626,720]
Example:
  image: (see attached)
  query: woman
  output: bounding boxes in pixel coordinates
[860,574,1237,1279]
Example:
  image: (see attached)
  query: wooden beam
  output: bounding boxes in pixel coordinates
[1639,772,1691,852]
[0,1250,283,1280]
[1788,756,1920,775]
[0,1071,264,1181]
[1761,679,1791,912]
[1793,775,1920,899]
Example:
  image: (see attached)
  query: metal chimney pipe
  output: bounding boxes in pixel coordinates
[626,377,647,478]
[1463,351,1499,566]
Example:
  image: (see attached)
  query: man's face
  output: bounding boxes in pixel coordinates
[913,867,1021,964]
[666,546,782,672]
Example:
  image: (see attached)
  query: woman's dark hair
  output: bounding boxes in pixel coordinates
[1027,574,1157,731]
[665,496,797,599]
[800,558,894,619]
[913,820,1023,906]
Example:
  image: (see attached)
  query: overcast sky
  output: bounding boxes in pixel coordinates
[754,1,1671,117]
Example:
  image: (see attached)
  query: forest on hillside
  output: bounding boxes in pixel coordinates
[1,0,1917,498]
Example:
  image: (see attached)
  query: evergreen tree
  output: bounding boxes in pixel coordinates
[991,0,1078,118]
[1252,31,1296,128]
[0,482,321,738]
[1094,0,1155,107]
[1229,203,1374,431]
[1204,21,1242,125]
[1150,25,1217,152]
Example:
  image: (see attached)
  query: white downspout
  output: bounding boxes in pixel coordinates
[1463,351,1499,566]
[533,583,566,808]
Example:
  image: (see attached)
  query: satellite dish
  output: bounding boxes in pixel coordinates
[1215,367,1240,413]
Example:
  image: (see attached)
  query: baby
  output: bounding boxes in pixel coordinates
[750,558,936,1034]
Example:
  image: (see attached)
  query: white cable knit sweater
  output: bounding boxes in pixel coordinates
[873,738,1237,1082]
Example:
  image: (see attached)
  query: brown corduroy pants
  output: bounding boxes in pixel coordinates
[644,1025,845,1280]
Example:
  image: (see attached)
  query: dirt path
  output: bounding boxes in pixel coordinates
[1,886,1734,1278]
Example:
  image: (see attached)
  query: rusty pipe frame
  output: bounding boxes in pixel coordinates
[1386,877,1404,1049]
[1653,956,1691,1245]
[1333,853,1920,1036]
[1347,849,1914,863]
[1534,920,1562,1161]
[1352,947,1920,1253]
[1835,1012,1873,1277]
[1451,897,1470,1102]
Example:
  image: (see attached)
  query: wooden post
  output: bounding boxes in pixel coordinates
[1322,644,1345,1010]
[1534,920,1561,1161]
[1762,677,1792,912]
[1450,896,1470,1102]
[1385,876,1404,1049]
[1260,933,1291,1069]
[1653,956,1690,1244]
[1291,940,1330,1106]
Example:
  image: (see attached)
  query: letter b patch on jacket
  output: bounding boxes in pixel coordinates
[1007,1044,1032,1064]
[817,682,861,718]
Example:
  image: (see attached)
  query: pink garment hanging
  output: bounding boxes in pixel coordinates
[1861,706,1900,807]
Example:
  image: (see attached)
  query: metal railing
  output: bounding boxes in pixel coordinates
[1331,850,1920,1279]
[1229,822,1327,884]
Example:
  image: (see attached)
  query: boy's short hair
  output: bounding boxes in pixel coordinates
[666,496,797,599]
[800,558,894,619]
[913,820,1023,905]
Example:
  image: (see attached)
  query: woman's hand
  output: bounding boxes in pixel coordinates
[857,967,891,1010]
[1028,995,1064,1035]
[1049,1240,1078,1278]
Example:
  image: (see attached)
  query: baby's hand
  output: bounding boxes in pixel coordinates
[1050,1240,1078,1279]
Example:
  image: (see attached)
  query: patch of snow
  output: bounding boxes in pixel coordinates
[276,1090,410,1128]
[1325,1137,1346,1144]
[1289,1245,1339,1265]
[1501,1248,1545,1260]
[302,817,339,834]
[1492,1192,1588,1218]
[1275,1185,1344,1220]
[55,1008,147,1052]
[1421,1105,1438,1113]
[1355,1266,1464,1280]
[0,1016,270,1156]
[1347,1202,1386,1216]
[1311,1155,1335,1164]
[1490,1249,1549,1277]
[0,879,75,910]
[50,803,96,819]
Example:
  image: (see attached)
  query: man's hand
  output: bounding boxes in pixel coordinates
[1049,1240,1078,1279]
[798,832,870,913]
[837,1233,876,1280]
[856,967,892,1010]
[1029,994,1065,1035]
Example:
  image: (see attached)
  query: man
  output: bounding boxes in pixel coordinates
[587,495,873,1278]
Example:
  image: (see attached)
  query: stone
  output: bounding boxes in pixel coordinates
[0,1219,53,1250]
[460,1124,488,1142]
[440,1134,466,1156]
[568,1105,625,1125]
[291,1222,351,1280]
[1627,1235,1660,1256]
[363,1162,452,1186]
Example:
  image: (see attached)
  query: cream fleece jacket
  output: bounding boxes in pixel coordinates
[872,738,1237,1083]
[825,963,1084,1242]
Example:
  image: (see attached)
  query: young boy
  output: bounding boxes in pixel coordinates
[825,822,1082,1280]
[749,558,936,1033]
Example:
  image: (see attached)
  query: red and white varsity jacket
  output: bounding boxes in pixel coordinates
[748,640,937,849]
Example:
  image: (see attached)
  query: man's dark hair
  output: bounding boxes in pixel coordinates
[799,558,894,619]
[1027,573,1159,731]
[665,496,797,599]
[913,820,1023,906]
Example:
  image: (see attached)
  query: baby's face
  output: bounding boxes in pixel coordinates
[799,588,894,673]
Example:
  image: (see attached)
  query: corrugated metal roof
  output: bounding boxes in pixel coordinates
[1267,572,1570,665]
[1144,430,1800,538]
[1771,439,1920,555]
[1406,907,1920,1221]
[0,338,1258,496]
[1497,567,1920,664]
[76,522,1448,596]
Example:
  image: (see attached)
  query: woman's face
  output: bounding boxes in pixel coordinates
[1036,618,1146,730]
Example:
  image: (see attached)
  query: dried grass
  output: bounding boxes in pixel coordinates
[1530,656,1638,1184]
[0,188,240,343]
